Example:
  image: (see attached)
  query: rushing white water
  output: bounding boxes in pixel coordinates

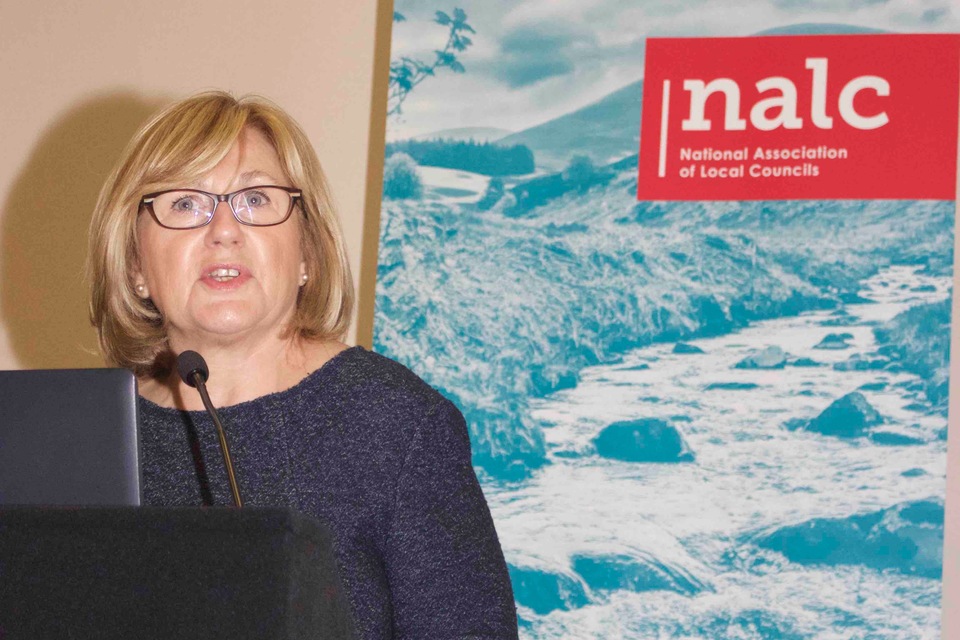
[486,265,950,639]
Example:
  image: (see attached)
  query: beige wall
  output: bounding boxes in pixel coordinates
[0,0,390,370]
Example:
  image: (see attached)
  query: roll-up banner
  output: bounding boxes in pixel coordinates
[374,4,960,637]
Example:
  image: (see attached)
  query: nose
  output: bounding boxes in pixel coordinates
[204,200,244,246]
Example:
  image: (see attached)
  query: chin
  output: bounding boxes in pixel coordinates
[194,304,265,337]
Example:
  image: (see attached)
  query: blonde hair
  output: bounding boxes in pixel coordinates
[87,91,354,375]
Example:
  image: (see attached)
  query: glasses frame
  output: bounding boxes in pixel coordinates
[140,185,303,230]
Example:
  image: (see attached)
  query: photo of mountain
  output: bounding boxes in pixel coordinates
[375,3,958,637]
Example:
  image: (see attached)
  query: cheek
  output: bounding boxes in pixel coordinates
[138,233,193,307]
[269,228,305,282]
[136,234,158,290]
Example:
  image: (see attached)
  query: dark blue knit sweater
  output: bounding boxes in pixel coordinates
[138,346,518,639]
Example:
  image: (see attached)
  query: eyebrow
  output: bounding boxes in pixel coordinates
[186,170,281,191]
[237,170,279,184]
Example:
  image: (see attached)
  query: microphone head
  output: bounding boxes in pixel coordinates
[176,350,209,388]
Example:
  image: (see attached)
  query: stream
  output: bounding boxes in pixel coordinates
[487,265,951,639]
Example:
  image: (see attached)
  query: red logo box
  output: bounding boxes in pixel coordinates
[637,34,960,200]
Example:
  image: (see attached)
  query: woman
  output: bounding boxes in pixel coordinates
[86,91,518,638]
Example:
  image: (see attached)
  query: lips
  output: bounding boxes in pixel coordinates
[199,263,251,290]
[208,267,240,282]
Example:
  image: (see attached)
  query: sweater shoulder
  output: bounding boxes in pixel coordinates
[316,347,457,419]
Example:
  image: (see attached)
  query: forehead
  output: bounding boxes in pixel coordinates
[192,127,287,189]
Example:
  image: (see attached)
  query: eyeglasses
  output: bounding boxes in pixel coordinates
[140,186,302,229]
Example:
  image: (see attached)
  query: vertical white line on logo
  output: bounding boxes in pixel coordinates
[658,80,670,178]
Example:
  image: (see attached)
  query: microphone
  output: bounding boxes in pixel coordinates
[176,350,209,387]
[176,350,243,507]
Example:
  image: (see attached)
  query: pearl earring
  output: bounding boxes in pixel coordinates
[135,284,146,295]
[300,273,308,286]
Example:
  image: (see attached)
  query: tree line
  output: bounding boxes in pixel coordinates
[385,139,535,176]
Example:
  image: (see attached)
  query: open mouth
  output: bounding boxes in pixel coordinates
[207,267,241,283]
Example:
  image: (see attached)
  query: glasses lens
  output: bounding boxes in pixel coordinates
[150,191,215,228]
[230,187,293,226]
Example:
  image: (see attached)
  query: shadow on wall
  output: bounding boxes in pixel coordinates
[1,92,163,369]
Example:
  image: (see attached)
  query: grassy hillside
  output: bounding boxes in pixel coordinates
[375,162,954,480]
[497,81,643,172]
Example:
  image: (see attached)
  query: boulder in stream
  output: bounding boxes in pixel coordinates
[754,499,943,578]
[803,392,882,437]
[734,346,787,370]
[572,553,706,596]
[594,418,695,463]
[673,342,705,355]
[507,564,589,615]
[832,354,890,371]
[871,431,925,446]
[813,332,853,350]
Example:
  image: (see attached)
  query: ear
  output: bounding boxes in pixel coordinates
[299,260,308,287]
[132,267,150,299]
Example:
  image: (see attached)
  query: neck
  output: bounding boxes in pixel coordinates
[140,332,348,411]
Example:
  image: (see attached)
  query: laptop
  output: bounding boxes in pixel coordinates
[0,368,141,506]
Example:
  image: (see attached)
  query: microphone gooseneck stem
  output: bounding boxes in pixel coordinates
[192,373,243,508]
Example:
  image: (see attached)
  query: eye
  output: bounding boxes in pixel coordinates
[169,194,203,213]
[243,190,271,207]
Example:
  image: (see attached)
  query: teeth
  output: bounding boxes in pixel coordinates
[208,268,240,279]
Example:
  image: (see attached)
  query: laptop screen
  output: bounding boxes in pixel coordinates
[0,368,140,506]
